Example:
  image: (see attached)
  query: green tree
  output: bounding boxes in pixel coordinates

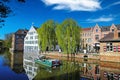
[56,19,81,58]
[37,20,57,52]
[0,0,25,27]
[3,33,12,48]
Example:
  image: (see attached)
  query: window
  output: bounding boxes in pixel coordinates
[35,36,38,39]
[88,38,92,42]
[106,43,113,51]
[34,68,37,72]
[104,34,107,37]
[21,36,24,38]
[118,33,120,38]
[112,29,114,32]
[29,32,33,35]
[16,35,19,38]
[96,29,98,32]
[82,33,84,36]
[85,33,86,36]
[86,39,87,42]
[29,67,32,70]
[83,39,84,42]
[35,41,38,44]
[22,31,24,34]
[90,33,91,36]
[26,37,28,39]
[30,36,33,39]
[88,33,90,36]
[95,65,99,74]
[95,35,99,40]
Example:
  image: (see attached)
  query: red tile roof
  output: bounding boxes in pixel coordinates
[82,28,91,31]
[15,29,28,35]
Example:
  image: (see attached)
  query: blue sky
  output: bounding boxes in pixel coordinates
[0,0,120,39]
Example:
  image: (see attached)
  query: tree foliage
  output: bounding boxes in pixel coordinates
[56,19,81,57]
[0,0,25,27]
[37,20,57,52]
[3,33,13,48]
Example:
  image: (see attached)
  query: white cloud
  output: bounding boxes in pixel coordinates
[104,1,120,9]
[87,16,114,22]
[41,0,102,11]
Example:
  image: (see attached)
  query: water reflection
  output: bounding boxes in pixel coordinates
[23,58,38,80]
[79,62,100,80]
[100,61,120,80]
[34,61,80,80]
[0,53,28,80]
[10,52,24,73]
[0,52,120,80]
[23,53,80,80]
[22,52,120,80]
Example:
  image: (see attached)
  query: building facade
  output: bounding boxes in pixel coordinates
[100,28,120,52]
[24,26,40,59]
[11,29,28,52]
[81,24,120,52]
[81,24,101,52]
[81,24,120,53]
[81,28,93,52]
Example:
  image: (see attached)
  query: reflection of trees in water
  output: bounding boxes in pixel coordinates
[2,50,11,66]
[34,61,80,80]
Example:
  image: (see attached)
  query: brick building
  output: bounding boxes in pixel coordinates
[11,29,28,52]
[100,28,120,53]
[81,27,93,51]
[81,24,101,52]
[81,24,120,53]
[99,26,120,62]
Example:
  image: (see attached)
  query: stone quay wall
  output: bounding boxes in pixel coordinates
[43,51,120,63]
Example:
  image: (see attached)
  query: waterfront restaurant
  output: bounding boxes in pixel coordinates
[99,28,120,62]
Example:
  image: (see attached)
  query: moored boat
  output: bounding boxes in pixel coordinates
[34,55,62,68]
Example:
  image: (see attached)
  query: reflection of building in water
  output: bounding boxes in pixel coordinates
[23,58,38,80]
[11,52,24,73]
[100,62,120,80]
[24,26,40,59]
[80,63,100,80]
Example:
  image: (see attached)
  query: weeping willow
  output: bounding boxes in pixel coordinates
[37,20,57,53]
[56,19,81,58]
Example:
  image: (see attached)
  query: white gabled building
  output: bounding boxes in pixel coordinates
[24,26,40,59]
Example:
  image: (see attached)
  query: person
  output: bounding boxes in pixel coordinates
[59,48,61,53]
[83,49,86,54]
[58,48,62,57]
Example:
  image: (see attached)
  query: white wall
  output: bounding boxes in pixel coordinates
[24,26,40,59]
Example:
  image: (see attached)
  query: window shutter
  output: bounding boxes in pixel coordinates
[103,46,106,52]
[118,46,120,52]
[113,46,116,52]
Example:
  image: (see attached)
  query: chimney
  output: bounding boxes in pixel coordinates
[114,28,118,39]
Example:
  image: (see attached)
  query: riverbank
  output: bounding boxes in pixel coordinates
[43,52,120,63]
[100,53,120,63]
[43,52,100,60]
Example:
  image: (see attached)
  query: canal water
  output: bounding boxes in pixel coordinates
[0,52,120,80]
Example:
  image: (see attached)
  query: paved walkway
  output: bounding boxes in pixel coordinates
[43,51,100,60]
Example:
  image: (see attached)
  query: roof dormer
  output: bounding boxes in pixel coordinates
[110,23,117,33]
